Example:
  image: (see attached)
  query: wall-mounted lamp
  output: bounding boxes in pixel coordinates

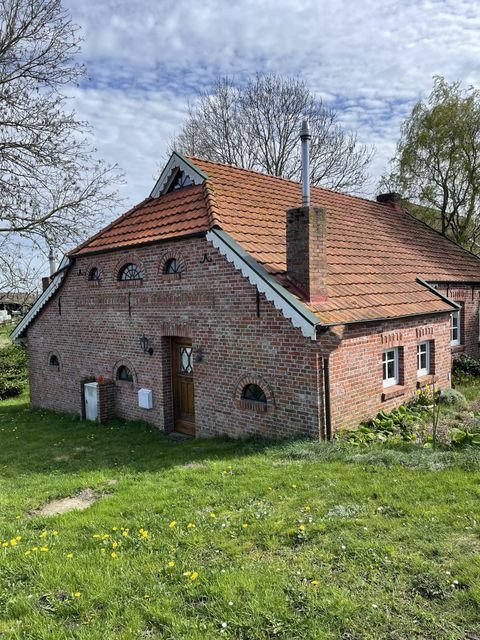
[194,347,204,363]
[139,334,154,356]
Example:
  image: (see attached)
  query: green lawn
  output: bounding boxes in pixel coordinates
[0,393,479,639]
[0,322,13,348]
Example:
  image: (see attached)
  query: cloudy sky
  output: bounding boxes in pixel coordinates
[64,0,480,210]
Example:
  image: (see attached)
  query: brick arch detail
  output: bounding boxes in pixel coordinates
[158,249,186,276]
[114,254,146,282]
[112,360,137,386]
[85,262,102,285]
[47,350,62,371]
[233,373,275,413]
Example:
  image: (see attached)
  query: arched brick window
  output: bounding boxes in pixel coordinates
[118,263,143,281]
[159,251,186,278]
[88,267,100,282]
[48,353,61,371]
[234,374,274,413]
[113,361,136,386]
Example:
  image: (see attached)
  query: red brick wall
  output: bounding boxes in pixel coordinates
[320,314,452,434]
[26,235,454,439]
[435,284,480,360]
[26,237,324,439]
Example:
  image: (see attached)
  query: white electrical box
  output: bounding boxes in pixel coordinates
[138,388,153,410]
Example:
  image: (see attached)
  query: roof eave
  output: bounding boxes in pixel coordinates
[11,256,72,342]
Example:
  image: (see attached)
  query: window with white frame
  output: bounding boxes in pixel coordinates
[417,342,430,376]
[451,310,460,345]
[382,348,399,387]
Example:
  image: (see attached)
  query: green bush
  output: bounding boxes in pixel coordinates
[450,427,480,447]
[452,355,480,377]
[0,344,27,399]
[438,388,467,409]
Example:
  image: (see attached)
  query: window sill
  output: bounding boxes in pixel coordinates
[451,344,465,354]
[116,280,144,288]
[237,399,268,414]
[381,385,405,401]
[417,374,435,389]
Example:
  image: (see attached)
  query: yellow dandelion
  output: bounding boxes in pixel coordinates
[291,484,297,489]
[112,527,118,531]
[53,531,59,536]
[122,530,128,537]
[32,546,38,552]
[73,592,81,598]
[93,534,101,539]
[187,523,196,529]
[102,534,110,540]
[143,594,151,599]
[183,570,191,577]
[303,506,311,512]
[40,546,48,552]
[111,552,117,558]
[10,539,17,546]
[167,561,175,568]
[299,525,306,531]
[66,553,73,558]
[242,523,249,528]
[24,550,31,556]
[2,542,8,548]
[169,521,177,528]
[15,536,22,541]
[190,572,199,581]
[311,580,319,587]
[112,541,118,549]
[39,531,47,538]
[209,513,216,518]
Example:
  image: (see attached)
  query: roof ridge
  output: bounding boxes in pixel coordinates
[185,154,378,206]
[202,179,222,228]
[69,197,152,256]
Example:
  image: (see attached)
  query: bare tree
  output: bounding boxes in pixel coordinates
[0,0,123,294]
[173,74,373,192]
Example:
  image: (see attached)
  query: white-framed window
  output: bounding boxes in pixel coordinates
[451,310,460,345]
[417,342,430,376]
[382,348,399,387]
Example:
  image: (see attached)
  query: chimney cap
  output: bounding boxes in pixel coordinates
[376,192,402,205]
[300,119,311,141]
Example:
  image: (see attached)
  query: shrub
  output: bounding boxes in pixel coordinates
[0,344,27,399]
[438,388,468,409]
[452,355,480,377]
[339,404,427,445]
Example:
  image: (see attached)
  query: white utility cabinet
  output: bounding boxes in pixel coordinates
[138,388,153,410]
[84,382,99,421]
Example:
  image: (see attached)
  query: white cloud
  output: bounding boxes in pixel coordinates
[62,0,480,209]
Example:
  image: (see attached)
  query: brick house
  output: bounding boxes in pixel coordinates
[11,150,480,439]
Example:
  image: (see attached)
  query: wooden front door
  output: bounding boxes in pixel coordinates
[172,338,195,435]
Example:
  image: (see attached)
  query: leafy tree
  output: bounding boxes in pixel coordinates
[173,74,373,193]
[381,77,480,251]
[0,0,123,294]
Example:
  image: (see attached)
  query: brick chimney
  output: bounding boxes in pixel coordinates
[286,120,327,304]
[286,206,327,303]
[376,192,402,211]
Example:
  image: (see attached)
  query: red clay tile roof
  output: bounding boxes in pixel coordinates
[71,154,480,324]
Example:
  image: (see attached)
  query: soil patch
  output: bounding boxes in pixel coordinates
[31,489,98,516]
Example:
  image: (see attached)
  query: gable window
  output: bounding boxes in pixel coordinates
[417,342,430,376]
[118,263,143,281]
[451,310,460,345]
[242,384,267,403]
[117,365,133,382]
[164,258,181,275]
[382,348,399,387]
[88,267,100,282]
[167,170,195,193]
